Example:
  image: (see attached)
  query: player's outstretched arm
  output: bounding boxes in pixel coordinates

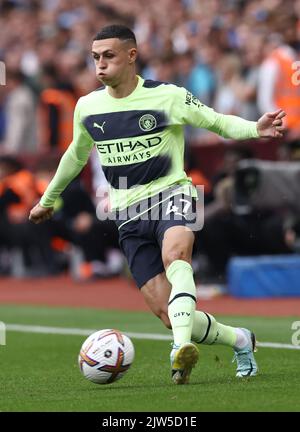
[29,203,54,224]
[174,87,286,140]
[205,108,286,140]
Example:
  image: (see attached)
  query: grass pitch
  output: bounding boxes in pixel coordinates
[0,305,299,412]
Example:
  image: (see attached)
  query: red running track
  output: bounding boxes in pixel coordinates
[0,275,299,316]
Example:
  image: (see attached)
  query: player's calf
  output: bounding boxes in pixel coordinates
[191,311,258,377]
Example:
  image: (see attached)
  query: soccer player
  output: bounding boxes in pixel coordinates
[29,25,286,384]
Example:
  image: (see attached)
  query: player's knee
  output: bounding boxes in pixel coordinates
[163,249,188,269]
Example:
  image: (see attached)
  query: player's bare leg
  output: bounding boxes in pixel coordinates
[141,272,171,329]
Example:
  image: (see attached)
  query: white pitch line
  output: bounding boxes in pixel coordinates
[255,342,300,350]
[5,324,300,350]
[6,324,172,341]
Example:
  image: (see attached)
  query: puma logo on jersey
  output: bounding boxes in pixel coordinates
[93,121,106,133]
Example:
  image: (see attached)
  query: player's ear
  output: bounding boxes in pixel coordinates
[128,47,137,64]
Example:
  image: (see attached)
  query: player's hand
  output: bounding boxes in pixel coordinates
[257,109,286,138]
[29,203,54,224]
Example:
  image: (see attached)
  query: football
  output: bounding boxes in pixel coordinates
[78,329,135,384]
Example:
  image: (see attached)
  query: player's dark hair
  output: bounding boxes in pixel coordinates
[93,24,136,44]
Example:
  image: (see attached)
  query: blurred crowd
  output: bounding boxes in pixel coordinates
[0,0,300,282]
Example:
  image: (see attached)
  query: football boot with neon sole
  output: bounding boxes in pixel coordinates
[170,342,199,384]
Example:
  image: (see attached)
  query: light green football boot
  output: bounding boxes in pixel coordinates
[170,342,199,384]
[233,328,258,377]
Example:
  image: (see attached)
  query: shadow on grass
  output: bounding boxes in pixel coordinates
[79,369,299,392]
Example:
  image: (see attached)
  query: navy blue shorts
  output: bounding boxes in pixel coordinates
[115,192,197,288]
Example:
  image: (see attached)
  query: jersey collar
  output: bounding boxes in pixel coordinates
[104,75,144,101]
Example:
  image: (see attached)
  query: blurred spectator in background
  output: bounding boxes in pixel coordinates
[258,24,300,138]
[0,156,39,225]
[0,69,37,153]
[214,53,242,115]
[38,63,77,152]
[0,0,299,149]
[35,157,123,281]
[143,53,177,83]
[229,33,263,121]
[175,50,216,106]
[0,155,54,275]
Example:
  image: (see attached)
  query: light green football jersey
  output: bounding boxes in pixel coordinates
[40,75,259,210]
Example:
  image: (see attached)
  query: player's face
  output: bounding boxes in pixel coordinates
[92,38,137,86]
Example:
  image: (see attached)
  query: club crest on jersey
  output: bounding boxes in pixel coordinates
[139,114,157,132]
